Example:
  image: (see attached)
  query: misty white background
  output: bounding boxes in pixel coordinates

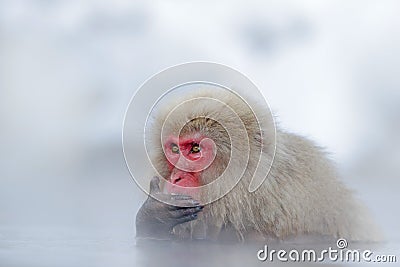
[0,1,399,266]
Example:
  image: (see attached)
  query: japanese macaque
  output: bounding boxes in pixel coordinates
[135,87,380,242]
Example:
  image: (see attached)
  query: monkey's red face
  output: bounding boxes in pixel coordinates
[163,133,217,195]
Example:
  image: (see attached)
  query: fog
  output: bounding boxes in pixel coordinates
[0,0,399,266]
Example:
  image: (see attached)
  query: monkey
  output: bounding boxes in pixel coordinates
[135,87,380,242]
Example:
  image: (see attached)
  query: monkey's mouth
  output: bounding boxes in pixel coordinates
[168,170,200,188]
[172,173,198,188]
[173,177,183,183]
[165,170,200,198]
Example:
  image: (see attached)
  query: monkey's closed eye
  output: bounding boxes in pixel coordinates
[191,143,201,153]
[171,143,180,154]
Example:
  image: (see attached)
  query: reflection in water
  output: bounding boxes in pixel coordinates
[0,227,387,267]
[136,238,386,267]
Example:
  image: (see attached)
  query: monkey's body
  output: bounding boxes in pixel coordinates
[172,130,378,241]
[138,88,380,242]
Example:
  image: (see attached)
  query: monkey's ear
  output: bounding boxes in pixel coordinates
[149,176,161,194]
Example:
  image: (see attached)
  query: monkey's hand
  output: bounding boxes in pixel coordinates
[135,176,204,240]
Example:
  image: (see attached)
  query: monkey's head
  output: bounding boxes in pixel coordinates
[162,116,230,195]
[146,87,274,203]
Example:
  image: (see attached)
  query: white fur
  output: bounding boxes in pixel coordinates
[146,87,381,242]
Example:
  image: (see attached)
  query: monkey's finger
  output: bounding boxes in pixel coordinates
[170,194,193,201]
[171,206,203,217]
[169,194,200,206]
[149,176,161,194]
[175,213,199,225]
[167,200,202,210]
